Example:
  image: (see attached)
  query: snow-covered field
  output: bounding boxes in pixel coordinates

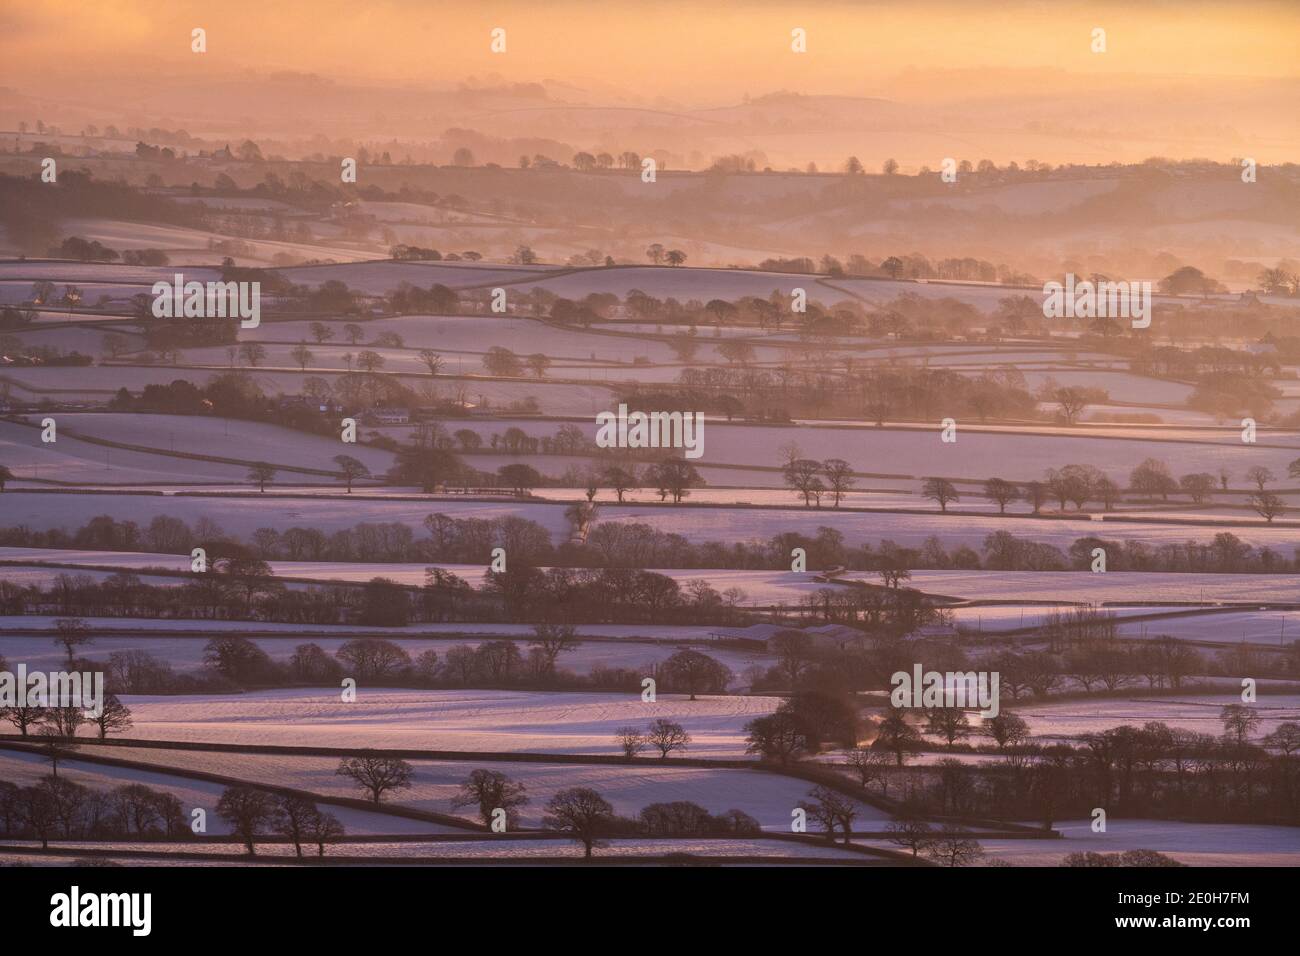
[0,491,570,538]
[1013,694,1300,739]
[948,605,1160,631]
[0,633,769,689]
[0,749,447,835]
[904,570,1300,604]
[60,218,374,265]
[975,819,1300,867]
[0,365,617,415]
[19,413,396,475]
[5,490,1299,552]
[107,688,780,757]
[0,547,846,606]
[1115,611,1299,644]
[584,505,1300,550]
[0,616,728,640]
[6,240,1298,872]
[0,836,881,862]
[364,415,1300,485]
[78,745,888,831]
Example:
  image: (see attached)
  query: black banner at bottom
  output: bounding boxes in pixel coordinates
[5,864,1277,942]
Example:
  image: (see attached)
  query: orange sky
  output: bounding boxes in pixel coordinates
[6,0,1299,101]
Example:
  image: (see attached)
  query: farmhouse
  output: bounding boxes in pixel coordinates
[363,406,411,425]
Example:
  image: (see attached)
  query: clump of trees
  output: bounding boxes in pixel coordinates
[537,785,761,859]
[0,777,189,848]
[215,785,345,857]
[853,710,1300,827]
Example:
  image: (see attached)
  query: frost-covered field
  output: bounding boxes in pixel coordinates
[0,419,257,484]
[0,365,617,415]
[0,547,841,605]
[585,505,1300,550]
[59,218,374,264]
[6,490,1299,551]
[23,413,396,474]
[0,492,573,537]
[368,415,1300,485]
[974,819,1300,867]
[1014,694,1300,739]
[0,633,770,688]
[903,570,1300,604]
[253,315,689,363]
[82,746,888,830]
[0,616,726,641]
[0,261,223,283]
[0,749,447,835]
[110,688,780,756]
[726,421,1300,481]
[948,605,1160,631]
[277,260,548,293]
[0,836,880,862]
[1115,611,1298,643]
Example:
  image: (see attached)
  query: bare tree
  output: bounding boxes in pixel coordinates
[529,623,580,672]
[924,707,972,749]
[247,462,276,492]
[1053,386,1089,425]
[451,769,529,829]
[922,477,960,512]
[92,693,133,739]
[886,819,936,857]
[924,825,985,866]
[783,458,825,508]
[1245,466,1275,492]
[873,712,921,765]
[798,785,858,843]
[645,718,691,759]
[332,454,370,493]
[18,785,59,849]
[770,630,814,689]
[53,617,90,667]
[984,711,1029,750]
[274,793,320,858]
[0,701,46,736]
[982,477,1019,514]
[1249,491,1285,523]
[822,458,856,507]
[308,810,346,856]
[215,785,282,856]
[336,756,414,804]
[601,465,638,502]
[541,787,614,859]
[417,349,444,376]
[846,747,892,794]
[1220,704,1260,745]
[615,726,647,760]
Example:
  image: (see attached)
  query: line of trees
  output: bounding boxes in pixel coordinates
[855,711,1300,827]
[0,777,188,848]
